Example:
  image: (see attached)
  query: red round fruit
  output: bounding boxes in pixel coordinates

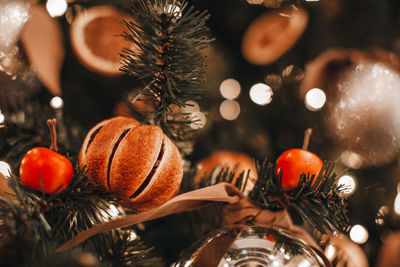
[20,147,73,193]
[275,148,323,190]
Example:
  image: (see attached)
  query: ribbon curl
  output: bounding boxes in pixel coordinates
[57,182,319,253]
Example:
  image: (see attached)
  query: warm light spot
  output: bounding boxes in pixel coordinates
[46,0,68,18]
[376,205,390,225]
[249,83,273,105]
[128,231,137,241]
[325,244,336,260]
[394,193,400,215]
[0,161,11,177]
[108,204,119,217]
[350,224,368,244]
[337,175,357,195]
[0,111,4,124]
[100,204,120,221]
[341,151,363,169]
[181,100,200,113]
[247,0,263,4]
[305,88,326,111]
[219,100,240,120]
[50,96,64,109]
[189,112,206,129]
[219,78,241,100]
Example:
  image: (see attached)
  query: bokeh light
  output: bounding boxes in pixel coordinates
[394,193,400,215]
[50,96,64,109]
[337,174,357,195]
[247,0,263,4]
[219,78,241,100]
[249,83,273,105]
[376,205,390,225]
[219,100,240,120]
[46,0,68,18]
[325,244,336,261]
[100,204,120,221]
[349,224,368,244]
[341,150,363,169]
[189,112,206,129]
[181,100,200,113]
[0,161,11,177]
[0,110,4,124]
[305,88,326,111]
[128,231,137,241]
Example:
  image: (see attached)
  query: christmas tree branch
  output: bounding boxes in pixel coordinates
[120,0,212,142]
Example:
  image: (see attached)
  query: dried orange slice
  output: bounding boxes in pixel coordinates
[70,5,133,76]
[242,7,308,65]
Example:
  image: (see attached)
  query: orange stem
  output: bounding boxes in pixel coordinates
[302,128,312,150]
[47,119,58,152]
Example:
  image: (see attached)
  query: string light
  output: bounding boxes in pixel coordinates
[349,225,368,244]
[325,244,336,260]
[50,96,64,109]
[0,161,11,177]
[249,83,273,106]
[394,193,400,215]
[219,100,240,120]
[219,78,241,100]
[0,110,4,124]
[128,231,137,241]
[305,88,326,111]
[337,175,357,195]
[46,0,68,18]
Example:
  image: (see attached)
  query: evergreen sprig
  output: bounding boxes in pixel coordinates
[250,160,349,234]
[0,169,160,266]
[120,0,212,142]
[185,158,348,234]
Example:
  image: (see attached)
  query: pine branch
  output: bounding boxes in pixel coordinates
[0,101,85,172]
[181,164,250,193]
[87,230,163,267]
[249,160,349,234]
[0,169,160,265]
[120,0,212,142]
[184,158,348,235]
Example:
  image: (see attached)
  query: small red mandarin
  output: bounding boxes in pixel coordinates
[19,119,73,194]
[275,148,323,190]
[20,147,73,193]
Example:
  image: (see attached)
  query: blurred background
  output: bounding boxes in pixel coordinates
[1,0,400,266]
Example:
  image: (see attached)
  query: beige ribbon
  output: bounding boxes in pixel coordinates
[57,183,241,252]
[57,182,319,253]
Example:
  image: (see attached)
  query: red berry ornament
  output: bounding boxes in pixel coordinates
[19,119,73,193]
[275,129,323,190]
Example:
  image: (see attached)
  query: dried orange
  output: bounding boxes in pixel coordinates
[70,5,134,76]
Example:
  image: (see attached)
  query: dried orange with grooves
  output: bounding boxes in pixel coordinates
[70,5,134,76]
